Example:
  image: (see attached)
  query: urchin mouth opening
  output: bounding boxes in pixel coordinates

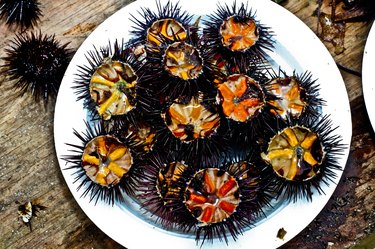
[147,18,188,46]
[219,15,259,52]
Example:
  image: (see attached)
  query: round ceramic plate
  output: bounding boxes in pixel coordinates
[362,21,375,132]
[54,0,352,248]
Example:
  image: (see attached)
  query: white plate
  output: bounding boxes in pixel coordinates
[54,0,352,248]
[362,21,375,132]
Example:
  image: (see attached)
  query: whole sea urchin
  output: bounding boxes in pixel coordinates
[0,0,42,29]
[2,32,72,104]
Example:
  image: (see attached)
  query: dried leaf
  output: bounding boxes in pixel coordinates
[319,13,346,54]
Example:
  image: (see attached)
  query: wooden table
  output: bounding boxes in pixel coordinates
[0,0,374,248]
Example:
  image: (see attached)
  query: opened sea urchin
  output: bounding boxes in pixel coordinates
[63,121,143,205]
[260,115,345,202]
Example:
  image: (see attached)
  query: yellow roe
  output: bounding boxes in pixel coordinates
[90,60,137,120]
[82,135,133,186]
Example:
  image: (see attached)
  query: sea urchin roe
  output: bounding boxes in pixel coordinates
[82,135,133,187]
[147,18,187,46]
[163,42,203,80]
[90,60,137,120]
[161,98,220,142]
[261,126,324,181]
[217,74,265,122]
[267,77,307,118]
[220,16,259,52]
[157,161,188,205]
[185,168,240,225]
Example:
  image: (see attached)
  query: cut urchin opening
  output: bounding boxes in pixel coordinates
[259,114,346,202]
[155,93,229,167]
[163,41,203,80]
[1,31,72,104]
[213,60,277,147]
[216,74,266,123]
[73,40,148,123]
[161,95,220,143]
[0,0,42,30]
[110,111,158,153]
[203,1,274,68]
[129,0,193,47]
[265,69,325,119]
[62,121,143,205]
[175,162,269,246]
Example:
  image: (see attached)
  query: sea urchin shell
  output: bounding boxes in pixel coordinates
[265,70,324,119]
[73,40,145,121]
[184,168,241,225]
[147,18,188,47]
[2,32,72,104]
[163,41,203,80]
[89,59,138,120]
[177,163,266,245]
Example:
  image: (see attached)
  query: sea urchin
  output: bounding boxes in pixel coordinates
[260,115,345,202]
[63,121,142,205]
[2,32,72,104]
[0,0,42,29]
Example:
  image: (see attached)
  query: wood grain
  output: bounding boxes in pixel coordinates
[0,0,374,249]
